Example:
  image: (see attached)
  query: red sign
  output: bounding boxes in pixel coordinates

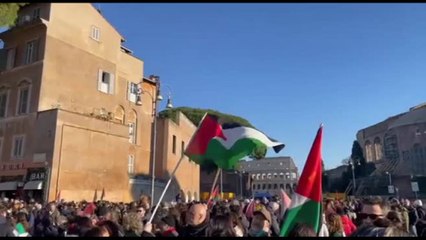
[1,163,25,171]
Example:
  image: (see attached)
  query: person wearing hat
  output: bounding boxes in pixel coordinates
[158,215,179,237]
[248,206,272,237]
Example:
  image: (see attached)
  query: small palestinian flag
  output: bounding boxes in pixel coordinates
[185,113,285,170]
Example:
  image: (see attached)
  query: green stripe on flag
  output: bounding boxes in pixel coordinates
[188,138,267,170]
[279,199,321,237]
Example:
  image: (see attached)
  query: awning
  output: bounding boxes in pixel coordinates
[0,181,18,191]
[24,181,43,190]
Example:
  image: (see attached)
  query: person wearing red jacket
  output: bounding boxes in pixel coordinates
[336,206,357,236]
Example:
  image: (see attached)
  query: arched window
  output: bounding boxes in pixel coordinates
[374,137,382,161]
[365,140,373,162]
[114,105,125,124]
[262,173,266,180]
[280,173,284,179]
[128,110,137,144]
[268,184,272,189]
[252,174,256,179]
[256,174,261,180]
[267,173,272,179]
[279,184,284,189]
[253,184,256,190]
[273,173,277,178]
[0,86,10,118]
[17,80,31,115]
[273,184,278,189]
[193,192,198,201]
[262,184,266,190]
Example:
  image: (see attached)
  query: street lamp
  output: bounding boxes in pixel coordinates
[386,171,392,186]
[349,158,360,195]
[136,75,173,206]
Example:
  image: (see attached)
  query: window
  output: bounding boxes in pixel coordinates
[128,122,136,144]
[128,155,135,174]
[181,141,185,157]
[128,82,139,103]
[172,135,176,154]
[12,135,25,159]
[0,90,7,118]
[252,184,256,190]
[291,173,297,179]
[274,184,278,189]
[25,40,38,64]
[32,8,40,20]
[97,70,115,94]
[17,85,30,115]
[279,184,284,189]
[365,141,373,162]
[6,48,16,70]
[262,184,266,190]
[374,137,383,161]
[268,184,272,189]
[91,26,100,41]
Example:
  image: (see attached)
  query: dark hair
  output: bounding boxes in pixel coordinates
[206,214,236,237]
[15,212,30,232]
[84,226,108,237]
[288,223,317,237]
[98,220,122,237]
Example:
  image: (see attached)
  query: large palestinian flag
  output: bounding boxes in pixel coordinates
[184,113,285,170]
[279,125,323,236]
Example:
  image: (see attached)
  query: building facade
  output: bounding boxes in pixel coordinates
[0,3,157,202]
[355,103,426,197]
[155,111,200,202]
[238,157,298,197]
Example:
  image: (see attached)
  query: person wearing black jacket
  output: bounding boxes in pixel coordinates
[0,206,14,237]
[179,203,209,237]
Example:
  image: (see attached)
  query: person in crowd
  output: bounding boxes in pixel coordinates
[0,205,15,237]
[122,212,143,237]
[179,203,209,237]
[287,223,317,237]
[157,215,179,237]
[15,212,31,236]
[357,196,389,228]
[84,225,110,237]
[336,206,356,236]
[206,214,236,237]
[326,213,345,237]
[248,206,272,237]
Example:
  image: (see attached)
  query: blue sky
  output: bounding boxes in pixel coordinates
[98,3,426,171]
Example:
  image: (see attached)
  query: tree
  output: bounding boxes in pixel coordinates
[249,145,267,160]
[351,140,375,177]
[0,3,27,27]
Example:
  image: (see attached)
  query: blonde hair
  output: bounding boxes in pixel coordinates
[122,212,143,234]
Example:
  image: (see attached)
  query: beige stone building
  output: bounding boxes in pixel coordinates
[155,112,200,202]
[0,3,159,202]
[355,103,426,197]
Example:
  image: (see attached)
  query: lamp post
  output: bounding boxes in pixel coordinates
[136,76,173,207]
[385,171,392,186]
[349,158,360,195]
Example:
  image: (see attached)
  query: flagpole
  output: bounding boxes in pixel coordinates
[148,155,185,224]
[207,169,221,207]
[209,168,221,198]
[220,169,223,199]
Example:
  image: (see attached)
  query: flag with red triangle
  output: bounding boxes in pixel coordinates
[279,125,323,236]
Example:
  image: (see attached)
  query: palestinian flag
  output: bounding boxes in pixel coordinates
[185,113,285,170]
[279,125,323,237]
[207,185,220,208]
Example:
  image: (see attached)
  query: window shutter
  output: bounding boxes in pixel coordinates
[109,73,115,94]
[97,69,103,91]
[127,81,131,101]
[34,39,40,62]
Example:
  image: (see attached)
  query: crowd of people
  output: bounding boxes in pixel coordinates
[0,193,425,237]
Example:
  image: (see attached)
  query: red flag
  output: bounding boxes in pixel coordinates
[295,125,323,202]
[245,199,256,219]
[184,114,226,156]
[83,202,96,216]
